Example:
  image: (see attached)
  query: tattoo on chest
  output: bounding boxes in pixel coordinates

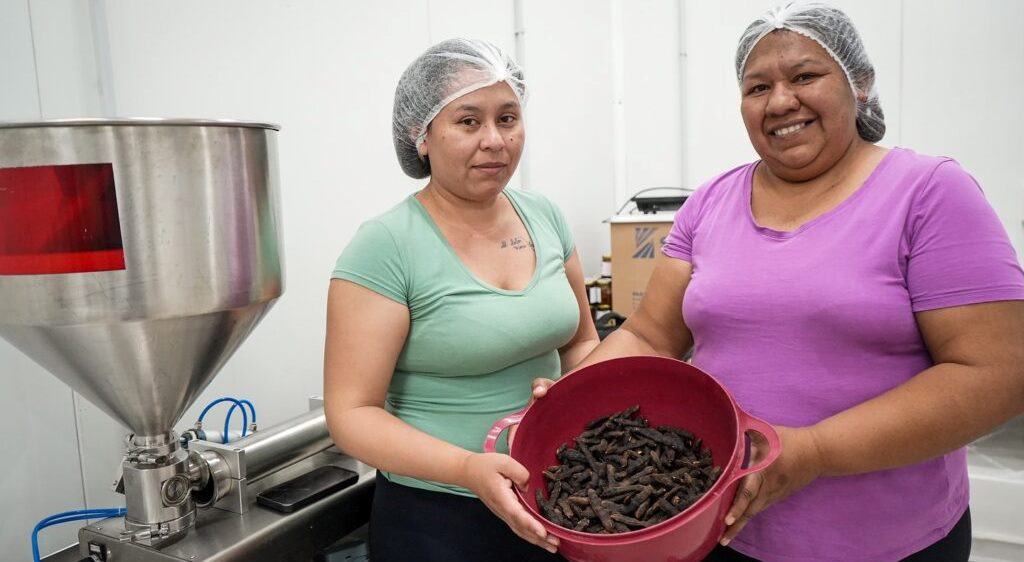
[500,235,535,251]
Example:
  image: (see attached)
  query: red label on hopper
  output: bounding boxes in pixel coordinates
[0,163,125,275]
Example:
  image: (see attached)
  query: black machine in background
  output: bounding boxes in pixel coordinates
[620,187,692,215]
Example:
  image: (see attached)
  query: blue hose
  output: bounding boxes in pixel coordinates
[240,399,256,423]
[197,397,248,444]
[223,399,257,442]
[32,508,126,562]
[197,397,247,425]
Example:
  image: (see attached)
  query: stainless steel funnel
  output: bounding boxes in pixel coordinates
[0,119,283,438]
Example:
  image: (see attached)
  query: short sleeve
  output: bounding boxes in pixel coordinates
[905,160,1024,312]
[332,220,409,305]
[548,199,576,262]
[662,185,706,262]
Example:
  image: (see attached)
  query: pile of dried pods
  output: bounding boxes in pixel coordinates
[534,405,721,534]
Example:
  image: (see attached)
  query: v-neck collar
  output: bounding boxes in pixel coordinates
[746,148,897,240]
[410,189,541,295]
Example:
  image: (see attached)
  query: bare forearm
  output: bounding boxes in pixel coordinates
[575,322,674,370]
[811,362,1024,477]
[559,336,600,373]
[328,406,472,487]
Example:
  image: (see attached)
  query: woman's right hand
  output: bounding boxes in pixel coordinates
[458,452,559,554]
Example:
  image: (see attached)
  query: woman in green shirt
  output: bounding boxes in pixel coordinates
[324,38,598,561]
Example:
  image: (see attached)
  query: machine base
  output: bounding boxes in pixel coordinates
[44,451,374,562]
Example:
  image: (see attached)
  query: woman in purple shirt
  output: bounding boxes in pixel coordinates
[535,3,1024,561]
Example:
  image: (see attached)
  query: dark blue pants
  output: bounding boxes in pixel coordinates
[369,472,566,562]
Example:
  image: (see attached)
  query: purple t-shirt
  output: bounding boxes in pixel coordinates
[663,147,1024,562]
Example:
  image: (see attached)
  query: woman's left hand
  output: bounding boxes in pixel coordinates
[531,377,557,399]
[719,426,825,546]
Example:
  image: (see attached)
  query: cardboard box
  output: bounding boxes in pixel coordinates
[608,213,675,317]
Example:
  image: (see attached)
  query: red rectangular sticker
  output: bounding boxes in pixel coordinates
[0,163,125,275]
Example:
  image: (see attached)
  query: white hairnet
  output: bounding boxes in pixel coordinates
[392,38,528,179]
[735,2,885,142]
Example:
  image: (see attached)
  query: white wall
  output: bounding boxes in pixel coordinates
[2,1,1022,559]
[522,0,686,271]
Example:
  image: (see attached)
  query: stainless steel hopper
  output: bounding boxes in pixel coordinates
[0,118,283,544]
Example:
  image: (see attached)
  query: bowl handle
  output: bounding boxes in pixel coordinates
[726,408,781,482]
[483,409,526,453]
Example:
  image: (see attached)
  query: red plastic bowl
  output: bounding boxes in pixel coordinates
[484,356,780,562]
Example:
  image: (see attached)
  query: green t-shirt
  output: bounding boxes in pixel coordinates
[331,188,579,496]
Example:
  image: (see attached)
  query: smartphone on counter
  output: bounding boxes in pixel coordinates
[256,465,359,513]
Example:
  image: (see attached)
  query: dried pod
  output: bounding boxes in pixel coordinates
[534,405,721,535]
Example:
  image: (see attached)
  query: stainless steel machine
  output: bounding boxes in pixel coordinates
[0,119,373,561]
